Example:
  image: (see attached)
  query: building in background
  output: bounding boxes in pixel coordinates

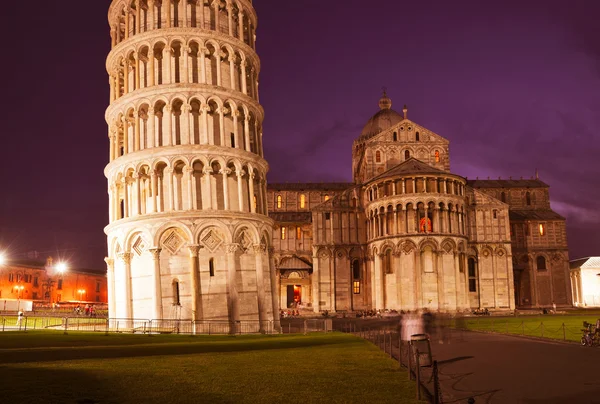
[570,257,600,307]
[104,0,279,330]
[268,93,571,312]
[0,257,107,305]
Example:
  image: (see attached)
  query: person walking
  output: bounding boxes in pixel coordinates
[16,310,24,327]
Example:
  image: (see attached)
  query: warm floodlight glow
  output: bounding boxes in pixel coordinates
[56,263,67,273]
[0,253,5,265]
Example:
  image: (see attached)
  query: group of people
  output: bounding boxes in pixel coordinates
[356,309,401,318]
[280,309,300,318]
[73,304,97,317]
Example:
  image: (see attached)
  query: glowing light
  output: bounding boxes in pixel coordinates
[539,224,545,236]
[56,263,68,273]
[0,253,5,265]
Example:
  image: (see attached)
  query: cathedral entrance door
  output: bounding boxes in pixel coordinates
[286,285,302,308]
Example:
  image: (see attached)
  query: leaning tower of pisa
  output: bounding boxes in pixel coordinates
[104,0,279,331]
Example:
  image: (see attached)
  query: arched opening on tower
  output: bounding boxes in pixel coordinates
[189,42,200,83]
[207,100,221,146]
[153,43,165,85]
[211,161,225,210]
[219,3,229,34]
[227,162,239,211]
[154,101,166,147]
[155,162,167,212]
[192,160,204,210]
[172,99,183,145]
[190,99,202,144]
[172,42,183,83]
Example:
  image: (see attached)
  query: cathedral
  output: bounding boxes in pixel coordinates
[268,93,571,313]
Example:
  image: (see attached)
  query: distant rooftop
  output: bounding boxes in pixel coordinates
[509,210,565,221]
[570,257,600,270]
[468,179,549,189]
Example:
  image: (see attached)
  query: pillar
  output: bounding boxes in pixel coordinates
[268,248,282,331]
[104,258,117,319]
[236,171,245,212]
[162,46,171,84]
[374,253,383,310]
[188,245,201,321]
[248,172,256,213]
[150,170,158,213]
[312,250,320,312]
[253,244,267,332]
[221,167,230,210]
[148,248,163,319]
[118,252,133,319]
[226,244,240,331]
[164,167,174,211]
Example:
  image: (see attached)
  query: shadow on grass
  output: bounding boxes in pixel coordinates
[0,333,360,365]
[0,365,240,404]
[0,366,117,404]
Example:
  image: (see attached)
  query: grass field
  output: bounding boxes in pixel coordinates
[0,332,421,404]
[457,312,600,342]
[1,315,107,331]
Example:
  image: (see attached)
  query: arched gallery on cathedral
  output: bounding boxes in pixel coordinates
[103,0,571,323]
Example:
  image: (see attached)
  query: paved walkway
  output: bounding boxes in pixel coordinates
[427,329,600,403]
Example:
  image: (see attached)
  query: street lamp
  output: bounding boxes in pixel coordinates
[56,262,67,274]
[15,285,24,311]
[0,252,5,266]
[78,289,86,302]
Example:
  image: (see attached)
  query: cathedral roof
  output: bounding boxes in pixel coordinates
[368,158,460,183]
[359,92,404,140]
[467,179,549,189]
[508,210,565,221]
[268,182,353,191]
[268,212,312,223]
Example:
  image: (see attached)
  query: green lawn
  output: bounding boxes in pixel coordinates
[1,315,107,331]
[0,332,421,404]
[456,313,600,342]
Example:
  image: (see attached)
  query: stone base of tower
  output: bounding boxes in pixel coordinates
[105,213,280,332]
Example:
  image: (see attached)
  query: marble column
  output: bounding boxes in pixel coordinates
[149,248,163,319]
[374,253,383,310]
[104,258,117,319]
[188,245,201,321]
[226,244,240,333]
[117,252,133,319]
[253,244,267,332]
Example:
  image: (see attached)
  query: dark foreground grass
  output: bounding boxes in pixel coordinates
[457,313,600,342]
[0,332,420,404]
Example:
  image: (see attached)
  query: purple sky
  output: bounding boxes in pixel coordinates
[1,1,599,270]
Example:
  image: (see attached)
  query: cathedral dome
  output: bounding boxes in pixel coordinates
[360,92,404,140]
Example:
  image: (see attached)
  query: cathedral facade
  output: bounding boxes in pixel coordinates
[268,94,571,313]
[104,0,279,331]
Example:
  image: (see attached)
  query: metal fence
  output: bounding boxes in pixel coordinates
[456,317,598,343]
[0,316,333,336]
[335,319,443,403]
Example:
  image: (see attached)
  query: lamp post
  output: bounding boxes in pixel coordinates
[0,253,5,311]
[44,260,68,308]
[16,285,24,311]
[78,289,86,302]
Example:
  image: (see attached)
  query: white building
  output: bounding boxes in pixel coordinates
[570,257,600,307]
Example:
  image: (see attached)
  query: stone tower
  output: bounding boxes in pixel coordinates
[104,0,279,332]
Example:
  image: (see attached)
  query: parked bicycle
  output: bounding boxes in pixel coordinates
[580,321,600,347]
